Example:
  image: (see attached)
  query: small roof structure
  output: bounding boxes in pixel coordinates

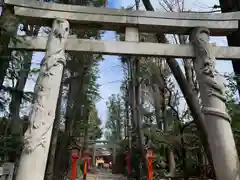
[95,148,111,156]
[68,141,82,150]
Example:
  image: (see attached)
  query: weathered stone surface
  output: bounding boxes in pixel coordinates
[5,0,240,20]
[12,6,237,35]
[190,27,240,180]
[4,0,239,35]
[15,19,69,180]
[89,172,127,180]
[9,36,240,60]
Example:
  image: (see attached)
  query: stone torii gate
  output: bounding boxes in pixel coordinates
[73,138,121,170]
[89,140,120,169]
[4,0,240,179]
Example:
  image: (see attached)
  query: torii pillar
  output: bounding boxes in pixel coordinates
[190,27,240,180]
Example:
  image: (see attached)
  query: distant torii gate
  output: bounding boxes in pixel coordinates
[88,140,120,170]
[73,138,121,170]
[4,0,240,180]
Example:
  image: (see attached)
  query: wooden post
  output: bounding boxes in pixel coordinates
[70,149,80,180]
[83,156,87,180]
[15,19,69,180]
[147,155,153,180]
[71,159,77,180]
[190,27,240,180]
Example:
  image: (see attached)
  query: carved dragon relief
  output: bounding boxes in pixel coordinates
[23,19,69,153]
[190,27,231,123]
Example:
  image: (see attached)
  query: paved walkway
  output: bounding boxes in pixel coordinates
[86,169,126,180]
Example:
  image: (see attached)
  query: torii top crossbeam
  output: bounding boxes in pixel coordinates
[5,0,240,35]
[5,0,240,60]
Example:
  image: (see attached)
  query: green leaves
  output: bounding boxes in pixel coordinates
[105,94,125,141]
[91,0,105,7]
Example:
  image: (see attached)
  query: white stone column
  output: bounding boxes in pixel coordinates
[15,19,69,180]
[190,27,240,180]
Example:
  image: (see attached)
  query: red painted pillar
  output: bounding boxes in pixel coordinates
[70,149,80,180]
[83,156,88,180]
[71,159,77,180]
[147,156,153,180]
[84,159,87,175]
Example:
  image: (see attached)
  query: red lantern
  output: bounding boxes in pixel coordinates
[146,149,154,180]
[70,148,81,160]
[124,151,131,175]
[70,148,80,180]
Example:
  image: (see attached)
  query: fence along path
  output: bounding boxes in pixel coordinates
[4,0,240,60]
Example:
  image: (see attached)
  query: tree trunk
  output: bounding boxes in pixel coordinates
[11,52,33,180]
[0,8,18,89]
[10,26,40,180]
[83,105,90,152]
[152,84,163,130]
[179,35,196,93]
[15,19,69,180]
[135,57,148,178]
[117,101,122,140]
[53,132,69,180]
[10,52,32,135]
[167,149,176,177]
[44,70,64,180]
[53,68,88,179]
[10,26,40,136]
[126,27,147,177]
[124,84,129,139]
[162,88,176,177]
[190,27,240,180]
